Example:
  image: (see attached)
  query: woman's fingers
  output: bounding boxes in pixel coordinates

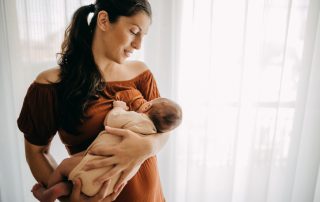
[103,182,126,202]
[111,183,126,201]
[105,126,130,137]
[114,171,130,192]
[89,145,114,156]
[70,179,81,202]
[84,157,116,171]
[114,164,140,193]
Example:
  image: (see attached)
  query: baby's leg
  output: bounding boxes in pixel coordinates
[32,182,72,202]
[32,155,83,201]
[48,155,83,187]
[69,131,121,196]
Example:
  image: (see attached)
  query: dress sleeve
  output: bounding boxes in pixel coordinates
[17,83,59,145]
[136,70,160,101]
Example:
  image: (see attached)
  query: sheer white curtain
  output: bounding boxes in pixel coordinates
[161,0,320,201]
[1,0,97,201]
[1,0,320,202]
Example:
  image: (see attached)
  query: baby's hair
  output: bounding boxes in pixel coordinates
[147,98,182,133]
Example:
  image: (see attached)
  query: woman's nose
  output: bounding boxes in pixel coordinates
[132,36,142,50]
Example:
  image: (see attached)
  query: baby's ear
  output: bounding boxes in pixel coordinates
[143,103,152,111]
[138,102,152,112]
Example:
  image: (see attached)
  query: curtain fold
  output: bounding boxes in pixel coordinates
[0,0,24,201]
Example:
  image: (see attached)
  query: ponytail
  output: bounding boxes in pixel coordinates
[57,0,152,134]
[57,4,101,134]
[60,5,95,59]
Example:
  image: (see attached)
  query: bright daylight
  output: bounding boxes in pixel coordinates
[1,0,320,201]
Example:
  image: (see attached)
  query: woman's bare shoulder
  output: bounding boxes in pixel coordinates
[124,60,149,76]
[35,66,61,84]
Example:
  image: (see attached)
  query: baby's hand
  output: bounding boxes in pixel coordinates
[113,100,129,110]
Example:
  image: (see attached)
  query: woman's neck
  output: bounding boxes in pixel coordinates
[92,38,119,81]
[92,45,114,70]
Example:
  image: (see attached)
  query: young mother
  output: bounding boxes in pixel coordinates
[17,0,168,201]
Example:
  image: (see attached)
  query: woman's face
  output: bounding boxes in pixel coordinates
[99,11,151,64]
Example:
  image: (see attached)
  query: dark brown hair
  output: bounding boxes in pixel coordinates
[148,99,183,133]
[57,0,152,134]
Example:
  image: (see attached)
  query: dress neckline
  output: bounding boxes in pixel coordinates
[32,69,150,87]
[104,69,150,84]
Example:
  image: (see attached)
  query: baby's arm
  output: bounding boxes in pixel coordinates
[103,101,130,127]
[48,155,83,187]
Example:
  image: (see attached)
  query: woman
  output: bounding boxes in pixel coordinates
[17,0,169,201]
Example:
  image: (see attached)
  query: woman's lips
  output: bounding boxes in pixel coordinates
[124,50,133,57]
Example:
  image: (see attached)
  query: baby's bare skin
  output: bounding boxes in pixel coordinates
[32,155,83,202]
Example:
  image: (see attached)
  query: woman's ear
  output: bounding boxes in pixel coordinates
[96,10,110,31]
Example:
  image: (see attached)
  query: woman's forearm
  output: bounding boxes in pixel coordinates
[25,140,58,186]
[145,131,170,157]
[27,151,58,186]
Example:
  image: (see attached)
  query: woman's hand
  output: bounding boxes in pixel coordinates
[70,178,123,202]
[84,126,153,197]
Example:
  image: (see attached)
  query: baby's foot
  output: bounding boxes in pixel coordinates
[32,183,51,202]
[32,182,71,202]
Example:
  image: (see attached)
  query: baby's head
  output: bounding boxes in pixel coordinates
[138,98,182,133]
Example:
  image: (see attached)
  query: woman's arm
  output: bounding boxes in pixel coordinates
[24,139,58,186]
[25,139,119,202]
[83,126,171,200]
[144,130,170,157]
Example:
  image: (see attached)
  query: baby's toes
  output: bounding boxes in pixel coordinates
[31,183,43,192]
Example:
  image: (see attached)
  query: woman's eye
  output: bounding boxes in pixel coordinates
[130,30,138,35]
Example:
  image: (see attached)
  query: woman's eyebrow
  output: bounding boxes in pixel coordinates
[131,23,148,35]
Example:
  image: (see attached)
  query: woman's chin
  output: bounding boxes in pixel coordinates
[114,56,127,64]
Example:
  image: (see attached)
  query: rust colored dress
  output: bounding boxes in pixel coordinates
[17,70,165,202]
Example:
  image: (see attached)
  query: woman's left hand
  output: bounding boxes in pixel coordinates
[84,126,152,196]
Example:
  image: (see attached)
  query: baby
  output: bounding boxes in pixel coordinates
[32,96,182,202]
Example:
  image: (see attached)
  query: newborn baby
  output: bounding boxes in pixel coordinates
[32,96,182,201]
